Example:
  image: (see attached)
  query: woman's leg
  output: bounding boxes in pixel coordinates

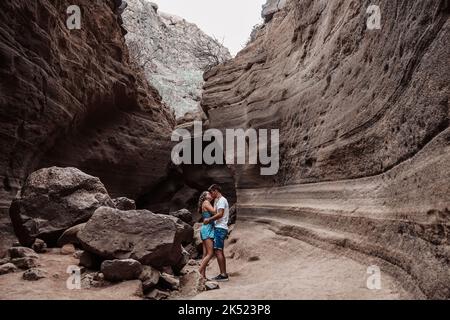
[199,238,214,278]
[202,241,206,260]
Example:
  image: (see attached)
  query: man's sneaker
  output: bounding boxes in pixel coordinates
[212,274,229,282]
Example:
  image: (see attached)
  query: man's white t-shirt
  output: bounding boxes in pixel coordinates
[214,196,229,230]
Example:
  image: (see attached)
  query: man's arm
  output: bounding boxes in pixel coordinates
[204,208,224,224]
[209,209,224,222]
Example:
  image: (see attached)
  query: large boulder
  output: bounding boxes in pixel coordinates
[9,167,114,246]
[78,207,184,268]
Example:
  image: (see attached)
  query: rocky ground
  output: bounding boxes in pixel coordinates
[0,219,415,300]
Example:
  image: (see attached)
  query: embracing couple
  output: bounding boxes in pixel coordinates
[198,184,229,282]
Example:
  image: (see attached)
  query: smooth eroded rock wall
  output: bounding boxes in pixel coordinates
[202,0,449,298]
[0,0,176,253]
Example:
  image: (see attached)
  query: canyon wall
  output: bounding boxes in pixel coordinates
[202,0,450,298]
[0,0,176,253]
[123,0,231,119]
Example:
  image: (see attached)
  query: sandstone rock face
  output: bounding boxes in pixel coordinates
[0,0,176,253]
[78,207,184,268]
[9,167,114,246]
[123,0,231,118]
[262,0,287,22]
[202,0,450,299]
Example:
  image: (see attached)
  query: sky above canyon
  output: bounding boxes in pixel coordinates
[149,0,267,56]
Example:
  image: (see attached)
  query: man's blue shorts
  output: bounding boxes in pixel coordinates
[214,227,228,250]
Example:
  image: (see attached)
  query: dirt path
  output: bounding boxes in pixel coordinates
[193,219,413,300]
[0,219,414,300]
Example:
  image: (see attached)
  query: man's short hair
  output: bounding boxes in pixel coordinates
[208,184,222,193]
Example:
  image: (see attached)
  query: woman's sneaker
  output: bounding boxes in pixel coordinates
[212,274,229,282]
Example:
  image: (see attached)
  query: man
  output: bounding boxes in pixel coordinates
[204,184,229,282]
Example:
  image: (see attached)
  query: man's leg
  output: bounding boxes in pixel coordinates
[215,249,227,275]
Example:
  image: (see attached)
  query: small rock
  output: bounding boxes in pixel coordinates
[57,223,86,247]
[23,268,47,281]
[11,257,38,269]
[12,242,21,247]
[101,259,143,282]
[81,271,109,289]
[31,239,47,253]
[0,263,18,275]
[188,259,198,266]
[0,258,9,265]
[159,272,180,290]
[145,289,170,300]
[205,281,220,291]
[73,250,84,259]
[139,266,160,292]
[8,247,38,259]
[112,197,136,211]
[93,272,104,281]
[60,244,76,255]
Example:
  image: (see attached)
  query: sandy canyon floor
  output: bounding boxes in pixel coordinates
[0,218,413,300]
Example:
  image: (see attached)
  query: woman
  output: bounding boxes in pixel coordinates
[198,191,216,279]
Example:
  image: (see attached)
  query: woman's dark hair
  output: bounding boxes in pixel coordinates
[198,191,209,214]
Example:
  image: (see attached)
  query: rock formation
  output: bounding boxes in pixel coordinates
[0,0,176,254]
[78,207,187,268]
[9,167,114,246]
[123,0,231,118]
[202,0,449,299]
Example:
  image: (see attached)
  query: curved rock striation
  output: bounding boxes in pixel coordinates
[0,0,176,252]
[202,0,450,298]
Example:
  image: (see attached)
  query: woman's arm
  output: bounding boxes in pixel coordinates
[202,201,216,213]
